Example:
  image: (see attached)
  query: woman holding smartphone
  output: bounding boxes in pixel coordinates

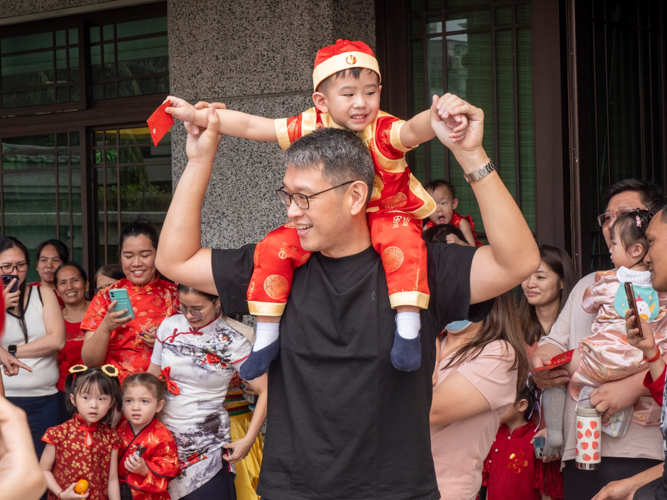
[81,218,178,382]
[0,236,65,461]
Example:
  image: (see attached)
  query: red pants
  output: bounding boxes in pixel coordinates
[247,214,430,316]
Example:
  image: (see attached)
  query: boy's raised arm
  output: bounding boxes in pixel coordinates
[166,96,278,142]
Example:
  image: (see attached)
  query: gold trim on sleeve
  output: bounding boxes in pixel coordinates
[389,291,430,309]
[275,118,291,151]
[248,301,286,317]
[406,174,436,219]
[390,121,414,153]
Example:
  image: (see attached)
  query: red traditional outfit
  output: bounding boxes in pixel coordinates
[424,212,483,246]
[481,422,563,500]
[57,320,85,391]
[81,277,178,382]
[42,414,124,500]
[248,40,435,316]
[117,418,180,500]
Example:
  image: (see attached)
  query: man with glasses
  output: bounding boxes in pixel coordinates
[531,179,664,500]
[156,98,539,500]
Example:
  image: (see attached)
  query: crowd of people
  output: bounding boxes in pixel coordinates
[1,38,667,500]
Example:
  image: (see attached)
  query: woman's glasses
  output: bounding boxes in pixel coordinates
[0,262,28,274]
[176,300,215,320]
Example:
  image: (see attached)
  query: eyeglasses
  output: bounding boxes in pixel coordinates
[0,262,28,274]
[597,208,638,228]
[276,181,355,210]
[176,300,215,320]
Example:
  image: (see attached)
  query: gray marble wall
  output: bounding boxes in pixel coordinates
[167,0,376,249]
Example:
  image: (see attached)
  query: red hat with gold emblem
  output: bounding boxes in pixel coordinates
[313,39,381,90]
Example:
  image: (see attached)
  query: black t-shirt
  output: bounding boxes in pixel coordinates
[212,242,492,500]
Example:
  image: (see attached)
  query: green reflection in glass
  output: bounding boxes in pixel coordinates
[57,87,68,103]
[496,30,516,200]
[90,26,100,44]
[56,30,66,47]
[496,6,512,26]
[56,49,67,69]
[118,76,169,98]
[426,0,441,11]
[516,4,530,24]
[1,32,52,54]
[105,82,117,99]
[426,16,442,34]
[92,83,103,100]
[68,28,79,45]
[517,27,535,231]
[71,132,80,147]
[2,89,55,109]
[1,51,55,90]
[57,133,68,148]
[427,37,443,97]
[104,44,116,79]
[103,25,114,41]
[446,10,491,32]
[70,148,81,165]
[445,0,488,7]
[116,17,167,39]
[409,0,423,14]
[70,85,80,102]
[117,36,168,77]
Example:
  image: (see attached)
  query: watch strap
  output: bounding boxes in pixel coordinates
[8,345,16,356]
[464,160,495,183]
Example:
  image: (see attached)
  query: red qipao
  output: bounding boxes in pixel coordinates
[42,414,124,500]
[118,418,180,500]
[482,422,563,500]
[81,277,178,382]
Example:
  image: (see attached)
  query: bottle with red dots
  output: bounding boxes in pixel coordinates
[575,404,602,470]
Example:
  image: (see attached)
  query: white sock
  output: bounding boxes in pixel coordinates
[253,322,280,351]
[396,312,421,340]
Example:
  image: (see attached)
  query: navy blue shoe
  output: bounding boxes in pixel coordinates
[390,329,422,372]
[240,339,280,381]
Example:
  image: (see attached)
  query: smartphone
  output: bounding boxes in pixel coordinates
[108,288,135,321]
[135,445,147,457]
[625,282,642,334]
[1,275,18,293]
[533,436,545,459]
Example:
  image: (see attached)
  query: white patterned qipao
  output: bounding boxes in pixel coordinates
[151,314,251,499]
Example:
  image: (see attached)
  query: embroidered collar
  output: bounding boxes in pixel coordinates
[118,274,162,292]
[161,314,222,344]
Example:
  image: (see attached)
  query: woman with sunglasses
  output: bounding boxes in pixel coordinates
[0,236,65,463]
[148,284,267,500]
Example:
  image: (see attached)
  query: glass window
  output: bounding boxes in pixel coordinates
[91,126,171,265]
[408,0,535,237]
[0,28,80,110]
[89,16,169,101]
[0,132,81,282]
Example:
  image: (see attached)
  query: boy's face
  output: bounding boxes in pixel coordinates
[313,69,381,132]
[428,185,458,225]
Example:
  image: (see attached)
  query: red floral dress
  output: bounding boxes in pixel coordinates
[57,320,85,391]
[118,418,180,500]
[42,414,123,500]
[80,277,178,382]
[481,422,563,500]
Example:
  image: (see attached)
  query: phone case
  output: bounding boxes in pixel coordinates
[108,289,135,320]
[529,349,574,372]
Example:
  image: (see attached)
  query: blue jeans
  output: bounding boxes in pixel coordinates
[8,393,61,461]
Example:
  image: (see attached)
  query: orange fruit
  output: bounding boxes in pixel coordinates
[74,479,89,494]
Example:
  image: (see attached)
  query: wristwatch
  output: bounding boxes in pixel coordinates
[7,345,16,356]
[464,159,496,183]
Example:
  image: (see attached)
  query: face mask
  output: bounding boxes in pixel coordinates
[445,319,472,334]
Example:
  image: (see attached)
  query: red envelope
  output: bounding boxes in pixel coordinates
[530,349,575,372]
[147,100,174,147]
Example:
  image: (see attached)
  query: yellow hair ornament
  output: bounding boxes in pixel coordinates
[101,364,119,378]
[69,364,88,374]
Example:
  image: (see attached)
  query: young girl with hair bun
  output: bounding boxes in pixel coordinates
[40,364,123,500]
[117,373,180,500]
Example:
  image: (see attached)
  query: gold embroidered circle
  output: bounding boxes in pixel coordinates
[381,247,404,273]
[264,275,289,300]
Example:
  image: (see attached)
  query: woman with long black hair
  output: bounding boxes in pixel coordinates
[0,236,65,461]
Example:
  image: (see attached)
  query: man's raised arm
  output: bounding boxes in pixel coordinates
[155,108,223,295]
[432,94,540,304]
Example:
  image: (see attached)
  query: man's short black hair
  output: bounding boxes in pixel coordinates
[283,128,375,204]
[603,179,664,211]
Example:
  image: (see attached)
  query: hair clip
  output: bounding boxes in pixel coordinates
[101,364,119,378]
[636,215,642,228]
[69,364,88,374]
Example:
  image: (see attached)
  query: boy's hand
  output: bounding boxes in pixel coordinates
[185,107,224,163]
[165,96,197,124]
[445,234,467,246]
[124,453,149,476]
[430,94,484,156]
[625,310,656,356]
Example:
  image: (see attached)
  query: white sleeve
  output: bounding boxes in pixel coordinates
[150,320,170,366]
